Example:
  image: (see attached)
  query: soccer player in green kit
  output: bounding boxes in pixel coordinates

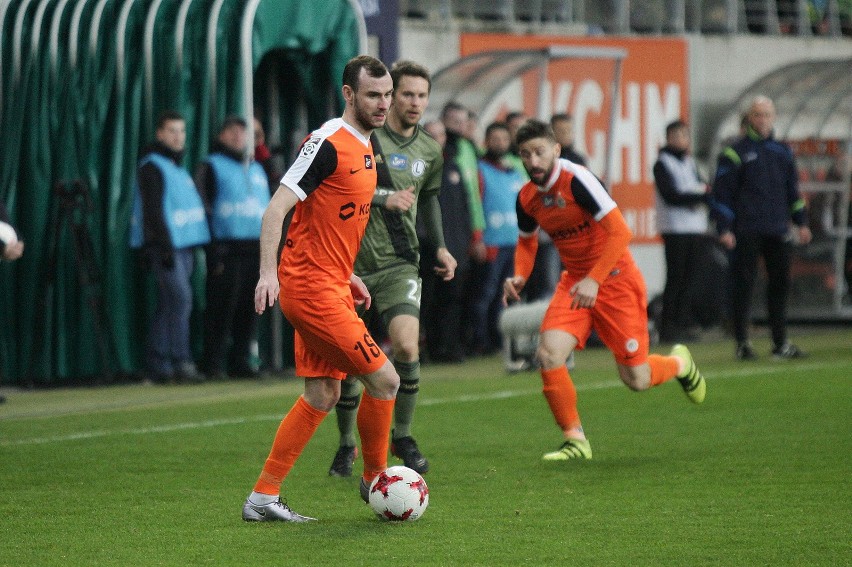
[329,61,456,476]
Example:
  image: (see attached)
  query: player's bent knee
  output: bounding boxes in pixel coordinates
[303,382,342,412]
[392,340,419,363]
[536,345,566,370]
[361,361,400,400]
[617,365,651,392]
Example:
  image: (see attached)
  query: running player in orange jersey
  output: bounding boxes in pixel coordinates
[503,120,706,461]
[244,55,398,522]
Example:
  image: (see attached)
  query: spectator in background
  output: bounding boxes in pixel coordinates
[465,109,482,150]
[130,110,210,383]
[653,120,711,343]
[471,122,526,355]
[253,116,297,372]
[421,110,475,363]
[253,117,279,191]
[442,102,485,258]
[423,119,446,147]
[821,152,852,302]
[441,102,486,351]
[713,95,812,360]
[195,116,271,378]
[551,113,586,166]
[505,110,527,156]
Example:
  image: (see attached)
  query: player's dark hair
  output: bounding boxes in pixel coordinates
[505,111,526,124]
[156,110,184,129]
[343,55,389,92]
[515,119,555,147]
[390,60,431,93]
[666,119,688,137]
[484,121,510,139]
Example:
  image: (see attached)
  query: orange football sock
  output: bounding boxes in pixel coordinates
[357,391,395,484]
[541,366,581,433]
[648,354,680,386]
[253,395,328,495]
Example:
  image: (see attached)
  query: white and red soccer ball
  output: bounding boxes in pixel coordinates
[367,466,429,521]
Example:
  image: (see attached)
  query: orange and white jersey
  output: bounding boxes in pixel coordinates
[516,158,634,280]
[278,118,377,298]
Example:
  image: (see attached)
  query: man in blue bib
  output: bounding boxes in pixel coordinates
[195,116,271,378]
[130,110,210,382]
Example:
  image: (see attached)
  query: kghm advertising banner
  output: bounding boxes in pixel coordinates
[461,34,689,245]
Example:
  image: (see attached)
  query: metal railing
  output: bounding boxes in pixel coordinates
[399,0,851,37]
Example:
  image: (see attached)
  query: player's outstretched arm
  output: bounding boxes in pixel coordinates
[255,185,299,314]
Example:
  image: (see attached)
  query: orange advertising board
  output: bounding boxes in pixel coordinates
[460,34,689,243]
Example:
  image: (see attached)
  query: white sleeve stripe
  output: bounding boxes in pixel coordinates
[281,158,313,196]
[563,160,616,221]
[280,119,341,195]
[518,228,538,238]
[280,177,307,201]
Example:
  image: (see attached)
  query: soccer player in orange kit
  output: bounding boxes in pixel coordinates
[245,55,398,522]
[503,120,706,461]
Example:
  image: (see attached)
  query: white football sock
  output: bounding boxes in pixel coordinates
[249,491,278,505]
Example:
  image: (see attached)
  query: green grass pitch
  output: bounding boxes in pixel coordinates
[1,328,850,566]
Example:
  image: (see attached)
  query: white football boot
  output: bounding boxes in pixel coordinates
[242,497,317,522]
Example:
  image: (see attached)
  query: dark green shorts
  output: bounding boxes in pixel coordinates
[358,263,421,327]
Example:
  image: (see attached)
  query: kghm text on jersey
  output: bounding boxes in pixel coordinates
[550,220,591,241]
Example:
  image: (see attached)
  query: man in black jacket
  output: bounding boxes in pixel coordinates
[713,96,812,360]
[551,113,586,166]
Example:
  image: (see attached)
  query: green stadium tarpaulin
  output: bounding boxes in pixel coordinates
[0,0,362,385]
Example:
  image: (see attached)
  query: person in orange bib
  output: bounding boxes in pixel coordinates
[246,55,398,522]
[503,120,707,461]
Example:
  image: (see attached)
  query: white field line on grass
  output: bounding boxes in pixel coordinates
[0,361,838,447]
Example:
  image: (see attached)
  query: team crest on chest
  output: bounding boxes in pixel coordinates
[364,155,373,169]
[543,193,567,208]
[411,159,426,177]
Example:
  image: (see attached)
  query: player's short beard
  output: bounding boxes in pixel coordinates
[352,100,377,132]
[528,162,554,185]
[396,109,420,131]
